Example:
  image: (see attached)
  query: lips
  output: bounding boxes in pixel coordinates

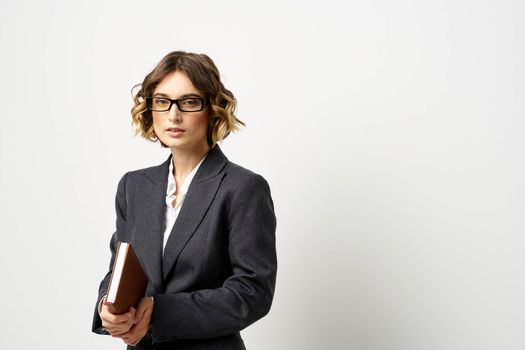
[166,127,185,132]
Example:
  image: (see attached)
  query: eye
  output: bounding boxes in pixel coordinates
[181,98,197,106]
[155,98,170,105]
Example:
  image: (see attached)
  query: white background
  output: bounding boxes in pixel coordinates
[0,0,523,349]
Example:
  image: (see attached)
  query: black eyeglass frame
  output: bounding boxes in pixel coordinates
[145,96,210,112]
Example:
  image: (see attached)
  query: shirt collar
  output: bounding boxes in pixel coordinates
[166,154,207,198]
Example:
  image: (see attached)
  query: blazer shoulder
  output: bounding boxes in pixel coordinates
[122,165,152,179]
[118,158,168,185]
[112,168,145,191]
[223,160,271,190]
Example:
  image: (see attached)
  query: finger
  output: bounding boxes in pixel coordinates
[134,306,147,324]
[122,326,144,345]
[108,318,136,335]
[110,328,130,337]
[121,324,137,338]
[122,333,138,345]
[135,297,151,314]
[112,319,135,336]
[102,304,135,319]
[101,304,125,322]
[108,326,129,337]
[102,312,130,325]
[124,339,138,347]
[102,319,130,333]
[125,335,140,346]
[136,301,153,324]
[103,308,135,325]
[102,317,129,329]
[127,312,137,330]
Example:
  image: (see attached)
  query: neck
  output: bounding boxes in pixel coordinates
[170,143,211,179]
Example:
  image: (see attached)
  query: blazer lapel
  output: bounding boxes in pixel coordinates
[132,156,171,293]
[162,144,228,280]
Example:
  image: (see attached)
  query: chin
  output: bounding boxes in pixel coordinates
[163,140,187,148]
[159,133,208,151]
[164,139,200,151]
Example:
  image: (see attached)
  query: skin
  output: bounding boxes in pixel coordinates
[100,296,153,346]
[99,70,211,346]
[153,70,211,204]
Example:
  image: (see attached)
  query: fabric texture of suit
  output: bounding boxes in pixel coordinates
[92,145,277,349]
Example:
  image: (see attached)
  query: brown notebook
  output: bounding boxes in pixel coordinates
[104,241,148,314]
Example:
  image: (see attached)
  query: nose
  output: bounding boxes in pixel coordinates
[167,103,182,122]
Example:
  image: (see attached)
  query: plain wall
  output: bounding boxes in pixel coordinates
[0,0,523,349]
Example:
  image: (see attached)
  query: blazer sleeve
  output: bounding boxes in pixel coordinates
[91,172,128,335]
[149,172,277,343]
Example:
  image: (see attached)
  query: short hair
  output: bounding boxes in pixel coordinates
[130,51,245,148]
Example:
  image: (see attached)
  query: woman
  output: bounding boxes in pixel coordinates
[91,51,277,350]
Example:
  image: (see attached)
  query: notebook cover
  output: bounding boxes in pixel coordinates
[104,242,149,315]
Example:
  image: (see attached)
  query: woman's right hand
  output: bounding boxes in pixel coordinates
[99,296,136,337]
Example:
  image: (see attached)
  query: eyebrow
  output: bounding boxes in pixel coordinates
[152,92,203,99]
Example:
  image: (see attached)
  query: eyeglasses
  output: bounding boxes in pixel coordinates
[146,96,209,112]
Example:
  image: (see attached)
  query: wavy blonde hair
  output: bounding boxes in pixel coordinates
[130,51,245,148]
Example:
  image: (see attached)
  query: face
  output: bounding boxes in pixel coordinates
[151,70,210,152]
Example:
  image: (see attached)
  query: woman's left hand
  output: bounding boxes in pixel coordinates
[114,296,154,346]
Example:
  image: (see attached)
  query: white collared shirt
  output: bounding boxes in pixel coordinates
[162,154,207,256]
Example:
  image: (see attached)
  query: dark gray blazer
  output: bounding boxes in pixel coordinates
[92,145,277,349]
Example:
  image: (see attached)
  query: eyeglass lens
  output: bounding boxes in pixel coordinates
[150,97,204,112]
